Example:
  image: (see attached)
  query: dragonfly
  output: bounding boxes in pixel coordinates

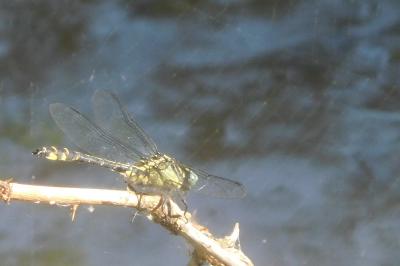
[33,90,246,214]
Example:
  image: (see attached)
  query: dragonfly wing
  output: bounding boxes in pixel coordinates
[92,90,158,157]
[189,167,246,198]
[49,103,142,163]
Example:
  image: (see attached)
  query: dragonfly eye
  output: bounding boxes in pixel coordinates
[188,170,198,187]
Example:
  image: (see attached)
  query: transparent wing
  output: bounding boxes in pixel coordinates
[49,103,143,163]
[189,167,246,198]
[92,90,158,157]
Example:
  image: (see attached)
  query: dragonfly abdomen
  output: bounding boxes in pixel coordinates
[33,146,132,172]
[33,146,81,161]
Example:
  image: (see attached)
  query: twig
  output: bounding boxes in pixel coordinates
[0,179,253,266]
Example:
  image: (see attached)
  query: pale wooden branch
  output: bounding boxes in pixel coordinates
[0,179,253,266]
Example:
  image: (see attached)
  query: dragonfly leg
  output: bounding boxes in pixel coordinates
[127,184,170,218]
[151,195,165,214]
[175,192,189,222]
[150,196,182,219]
[127,185,147,212]
[137,193,146,211]
[166,198,182,219]
[181,198,189,223]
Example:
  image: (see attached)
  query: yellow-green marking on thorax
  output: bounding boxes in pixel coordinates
[121,154,198,192]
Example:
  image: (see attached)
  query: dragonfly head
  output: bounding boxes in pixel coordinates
[188,170,198,187]
[181,168,198,192]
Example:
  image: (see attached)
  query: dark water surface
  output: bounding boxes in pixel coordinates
[1,1,400,265]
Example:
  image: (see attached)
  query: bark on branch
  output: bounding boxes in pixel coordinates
[0,179,253,266]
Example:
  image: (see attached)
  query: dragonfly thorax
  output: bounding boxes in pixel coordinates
[120,154,197,193]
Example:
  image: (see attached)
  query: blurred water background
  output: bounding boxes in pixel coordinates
[1,1,400,265]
